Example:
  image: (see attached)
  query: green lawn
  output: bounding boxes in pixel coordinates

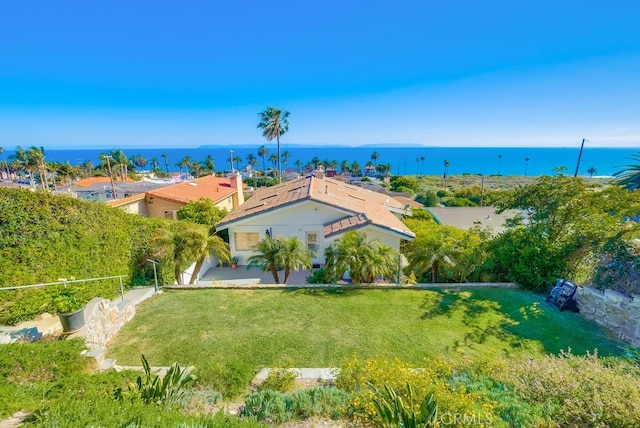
[108,287,624,372]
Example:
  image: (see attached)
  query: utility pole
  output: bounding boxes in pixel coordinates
[574,138,587,177]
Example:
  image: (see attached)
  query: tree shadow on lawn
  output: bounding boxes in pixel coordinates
[281,288,365,298]
[419,288,625,356]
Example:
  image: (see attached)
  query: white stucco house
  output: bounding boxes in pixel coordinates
[215,170,416,265]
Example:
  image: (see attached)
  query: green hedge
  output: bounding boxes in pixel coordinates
[0,189,172,325]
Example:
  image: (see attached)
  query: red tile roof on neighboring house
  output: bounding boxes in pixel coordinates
[74,177,113,187]
[145,175,236,204]
[217,174,415,239]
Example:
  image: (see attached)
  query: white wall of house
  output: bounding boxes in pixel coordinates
[227,200,407,265]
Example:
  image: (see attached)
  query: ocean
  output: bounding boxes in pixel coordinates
[2,146,637,177]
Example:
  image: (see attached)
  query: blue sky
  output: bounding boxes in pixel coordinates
[1,0,639,149]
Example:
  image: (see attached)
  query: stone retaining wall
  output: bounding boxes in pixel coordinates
[576,286,640,347]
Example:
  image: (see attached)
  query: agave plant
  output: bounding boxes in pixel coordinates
[362,382,438,428]
[114,354,196,406]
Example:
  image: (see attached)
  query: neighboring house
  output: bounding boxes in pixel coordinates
[215,170,415,265]
[108,174,245,218]
[427,207,519,234]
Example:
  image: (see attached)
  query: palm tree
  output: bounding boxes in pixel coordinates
[269,153,278,169]
[443,159,450,188]
[257,106,290,183]
[247,236,283,283]
[416,157,421,177]
[152,222,210,285]
[0,146,9,180]
[203,155,215,175]
[26,146,49,190]
[311,156,321,169]
[258,145,269,173]
[177,156,192,177]
[246,153,258,172]
[279,236,313,283]
[190,161,203,178]
[340,160,350,174]
[351,161,361,176]
[614,152,640,190]
[188,232,230,285]
[587,166,597,178]
[371,151,379,169]
[282,150,291,173]
[405,227,459,283]
[294,159,303,173]
[324,230,398,284]
[497,154,503,176]
[161,153,170,173]
[524,157,530,177]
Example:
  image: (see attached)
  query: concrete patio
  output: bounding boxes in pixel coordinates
[197,265,317,286]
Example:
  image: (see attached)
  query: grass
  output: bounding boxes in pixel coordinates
[107,287,624,387]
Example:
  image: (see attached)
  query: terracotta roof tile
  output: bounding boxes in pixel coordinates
[146,175,236,204]
[324,213,370,237]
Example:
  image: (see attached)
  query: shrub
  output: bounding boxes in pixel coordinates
[493,351,640,426]
[114,354,196,406]
[360,383,438,428]
[258,368,298,392]
[415,191,439,207]
[306,268,330,284]
[241,387,351,423]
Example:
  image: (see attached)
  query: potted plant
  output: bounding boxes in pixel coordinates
[230,256,239,269]
[51,288,86,333]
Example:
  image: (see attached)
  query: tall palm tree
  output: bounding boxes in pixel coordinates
[0,146,9,180]
[246,153,258,173]
[587,166,597,178]
[497,154,503,176]
[371,151,379,168]
[258,145,269,173]
[282,150,291,173]
[177,156,192,178]
[203,155,215,175]
[340,160,350,174]
[443,159,450,188]
[26,146,49,190]
[524,157,530,177]
[614,152,640,190]
[257,106,290,183]
[161,153,170,173]
[269,153,278,169]
[295,159,303,173]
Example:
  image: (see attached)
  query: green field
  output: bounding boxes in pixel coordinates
[108,287,623,371]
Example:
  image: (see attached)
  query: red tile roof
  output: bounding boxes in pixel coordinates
[146,175,236,204]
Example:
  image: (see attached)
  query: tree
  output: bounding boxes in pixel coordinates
[295,159,303,173]
[324,230,398,284]
[26,146,49,190]
[188,232,230,285]
[524,157,530,177]
[203,155,216,175]
[257,106,290,183]
[587,166,597,178]
[614,152,640,190]
[279,236,313,283]
[282,150,291,172]
[443,159,450,189]
[404,226,459,283]
[269,153,278,169]
[258,145,269,173]
[161,153,170,174]
[246,153,258,173]
[340,160,350,174]
[152,222,209,285]
[0,146,9,180]
[371,151,379,168]
[177,156,192,177]
[177,197,227,231]
[488,175,640,290]
[497,154,503,176]
[247,236,282,283]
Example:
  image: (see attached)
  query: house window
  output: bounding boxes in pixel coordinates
[164,210,177,220]
[235,232,260,251]
[306,232,319,254]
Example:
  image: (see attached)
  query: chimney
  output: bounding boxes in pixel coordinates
[230,172,245,208]
[315,164,325,179]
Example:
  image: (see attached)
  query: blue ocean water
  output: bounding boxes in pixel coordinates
[2,146,637,177]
